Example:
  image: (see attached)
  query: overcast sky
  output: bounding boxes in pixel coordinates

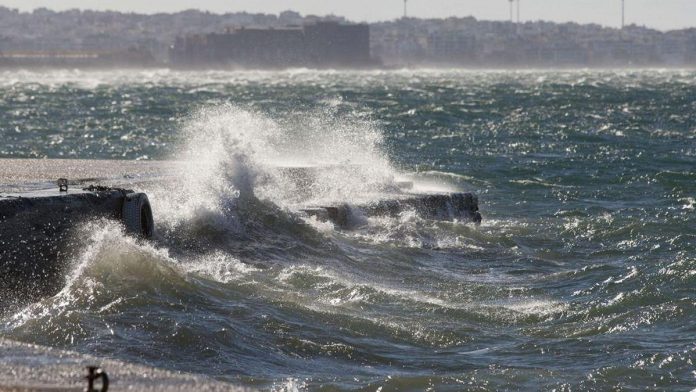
[0,0,693,31]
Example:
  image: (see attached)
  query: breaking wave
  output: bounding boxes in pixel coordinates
[1,70,695,390]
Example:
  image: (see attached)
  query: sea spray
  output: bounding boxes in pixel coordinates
[0,70,694,390]
[4,220,183,341]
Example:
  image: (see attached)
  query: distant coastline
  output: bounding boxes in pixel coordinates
[0,7,694,69]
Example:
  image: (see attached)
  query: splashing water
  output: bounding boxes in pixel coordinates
[1,69,695,390]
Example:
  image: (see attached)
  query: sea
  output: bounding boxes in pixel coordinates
[0,68,694,391]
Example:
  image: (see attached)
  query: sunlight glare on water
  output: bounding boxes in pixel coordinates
[0,69,695,390]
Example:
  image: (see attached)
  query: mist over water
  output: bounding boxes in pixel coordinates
[1,69,695,390]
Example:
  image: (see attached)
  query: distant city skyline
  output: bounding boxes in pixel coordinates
[0,0,694,31]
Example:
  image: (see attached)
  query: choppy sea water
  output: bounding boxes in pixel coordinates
[0,69,695,390]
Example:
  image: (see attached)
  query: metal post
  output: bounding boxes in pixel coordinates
[622,0,625,29]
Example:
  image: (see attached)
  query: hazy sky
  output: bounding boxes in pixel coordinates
[0,0,694,31]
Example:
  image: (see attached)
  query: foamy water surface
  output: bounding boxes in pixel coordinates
[1,69,695,390]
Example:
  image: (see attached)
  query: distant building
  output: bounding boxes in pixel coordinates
[170,21,374,68]
[427,31,477,64]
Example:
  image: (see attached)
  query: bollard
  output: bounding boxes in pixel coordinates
[57,178,69,192]
[85,366,109,392]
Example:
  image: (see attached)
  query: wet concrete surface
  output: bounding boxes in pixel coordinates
[0,339,250,391]
[0,159,175,192]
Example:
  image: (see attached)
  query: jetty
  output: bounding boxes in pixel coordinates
[0,159,165,304]
[0,158,481,303]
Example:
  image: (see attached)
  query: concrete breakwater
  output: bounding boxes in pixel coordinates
[0,159,170,306]
[0,159,170,307]
[301,192,481,228]
[0,186,157,306]
[0,187,131,304]
[0,158,481,306]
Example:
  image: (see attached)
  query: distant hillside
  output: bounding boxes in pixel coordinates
[371,18,696,67]
[0,7,340,60]
[0,7,694,67]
